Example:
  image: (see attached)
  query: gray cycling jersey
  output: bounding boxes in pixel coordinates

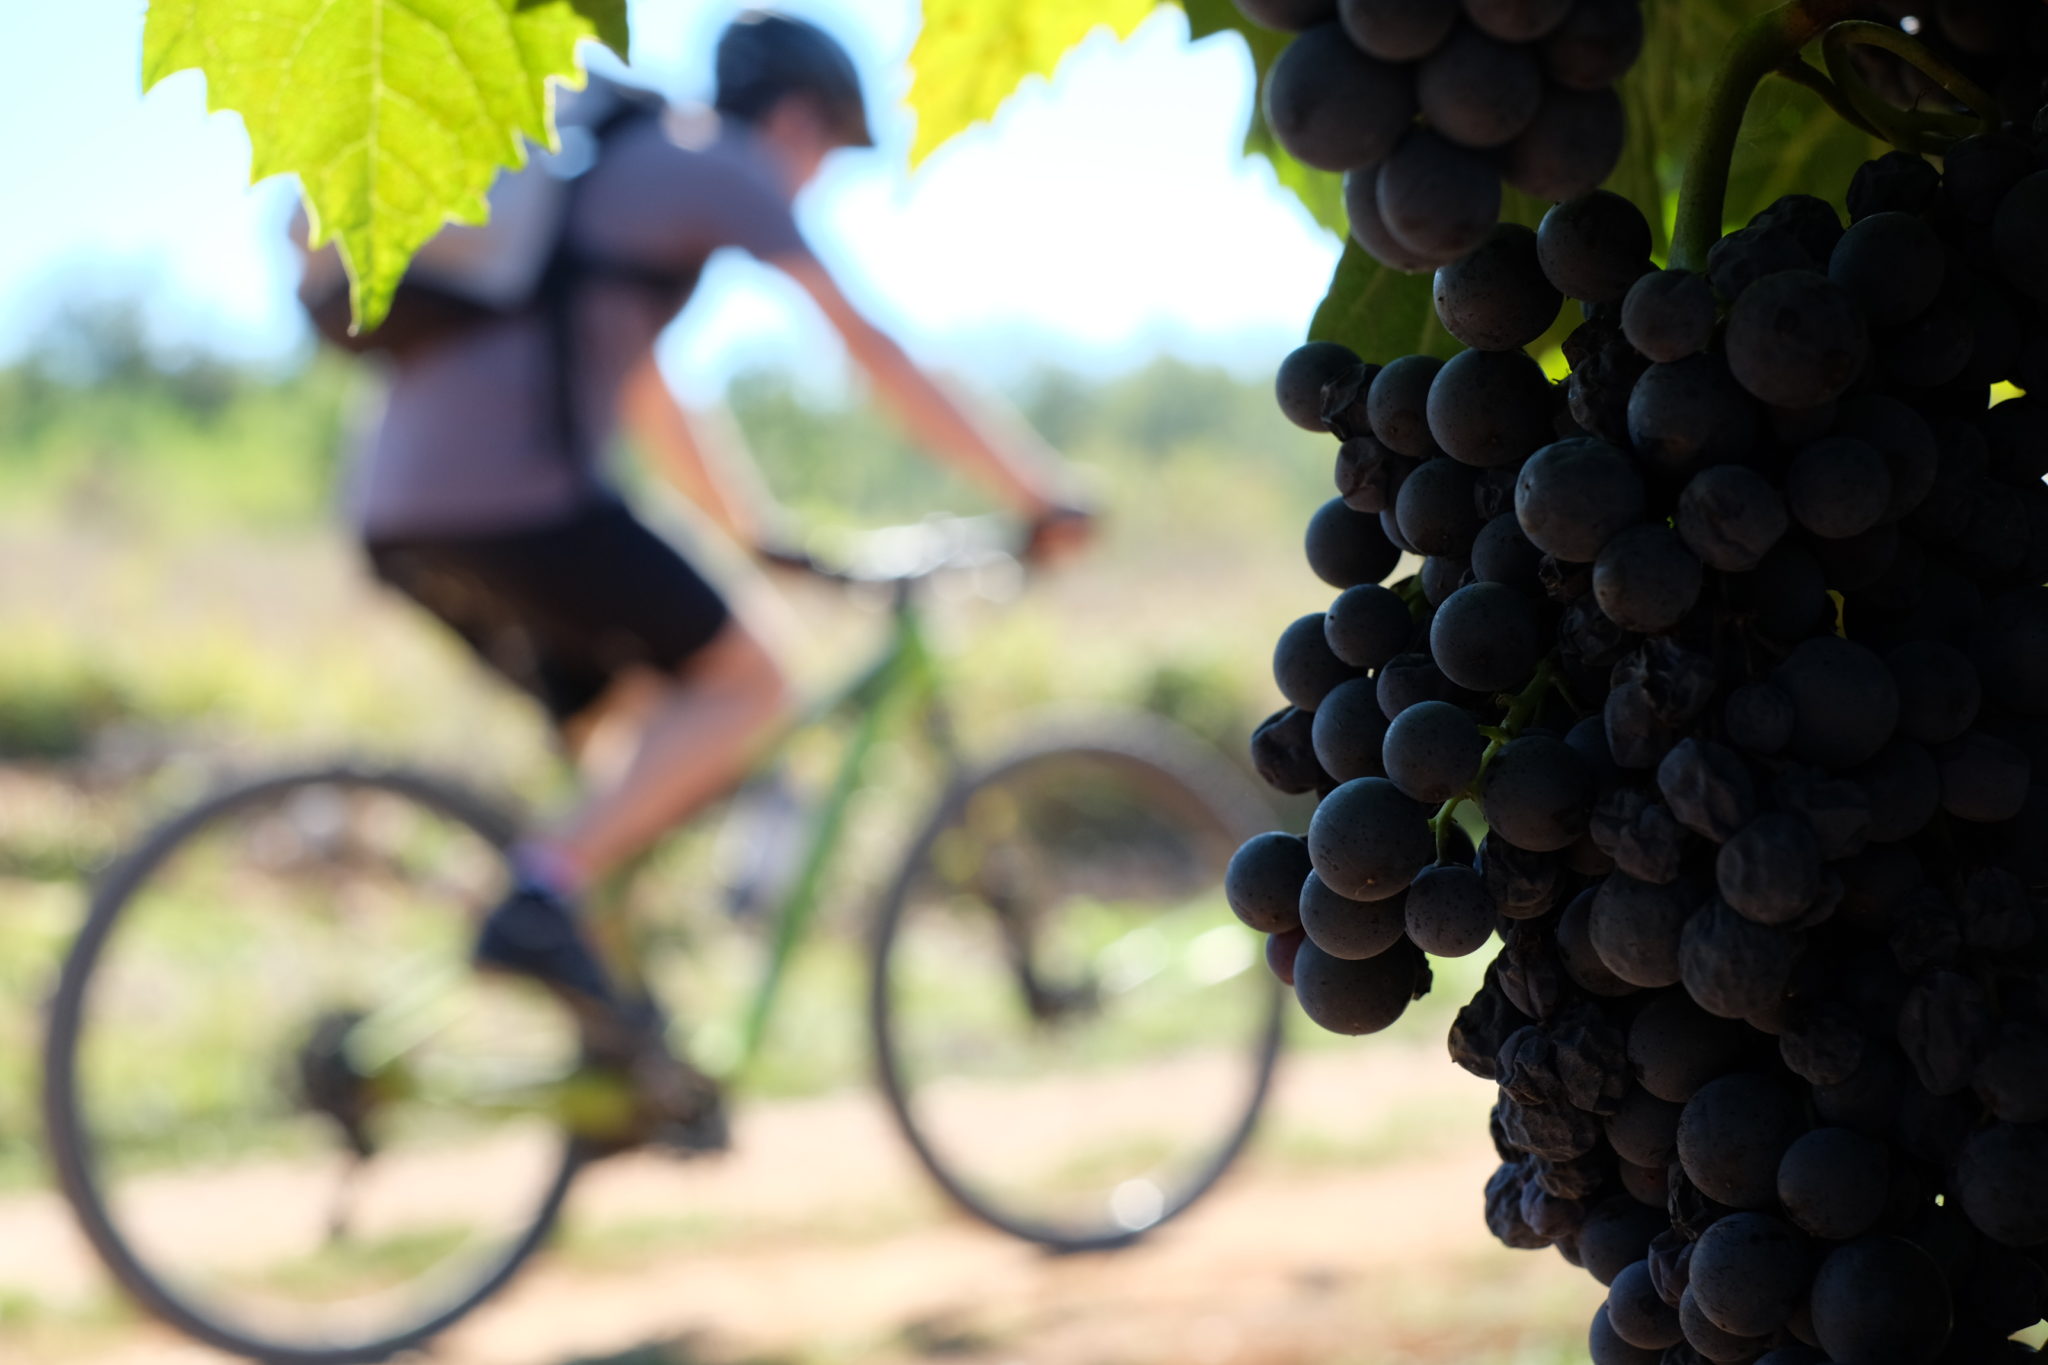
[352,116,810,539]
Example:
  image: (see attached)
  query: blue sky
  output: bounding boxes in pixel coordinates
[0,1,1342,400]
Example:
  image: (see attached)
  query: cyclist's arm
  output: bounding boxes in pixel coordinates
[619,356,774,545]
[771,254,1077,518]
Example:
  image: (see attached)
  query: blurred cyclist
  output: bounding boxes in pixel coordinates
[338,12,1091,1049]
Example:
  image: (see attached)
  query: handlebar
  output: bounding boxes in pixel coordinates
[757,507,1091,589]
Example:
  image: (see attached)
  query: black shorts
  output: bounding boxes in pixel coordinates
[367,501,733,725]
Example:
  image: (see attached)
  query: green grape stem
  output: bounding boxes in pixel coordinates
[1669,0,1869,274]
[1429,654,1561,862]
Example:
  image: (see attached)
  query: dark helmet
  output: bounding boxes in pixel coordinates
[714,11,874,149]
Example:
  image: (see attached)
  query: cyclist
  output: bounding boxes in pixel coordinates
[346,12,1091,1048]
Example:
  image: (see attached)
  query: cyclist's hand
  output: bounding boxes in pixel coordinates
[1023,501,1097,567]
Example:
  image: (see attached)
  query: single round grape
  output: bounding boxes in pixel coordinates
[1594,525,1702,634]
[1657,739,1753,843]
[1627,354,1760,477]
[1250,706,1326,795]
[1777,1127,1887,1242]
[1722,682,1793,757]
[1676,1072,1807,1209]
[1687,1212,1813,1338]
[1338,0,1459,60]
[1621,269,1715,363]
[1752,193,1842,274]
[1992,169,2048,303]
[1714,814,1821,927]
[1514,437,1645,563]
[1293,937,1429,1034]
[1848,150,1939,221]
[1580,1197,1669,1286]
[1404,863,1496,957]
[1827,210,1944,325]
[1262,22,1415,173]
[1420,554,1473,606]
[1430,581,1544,693]
[1835,393,1936,526]
[1707,222,1813,301]
[1480,734,1593,853]
[1935,729,2031,823]
[1275,340,1364,433]
[1679,1286,1770,1362]
[1724,270,1870,409]
[1462,0,1570,41]
[1433,223,1562,351]
[1305,496,1403,589]
[1540,0,1643,89]
[1773,636,1900,768]
[1225,831,1312,933]
[1342,166,1449,272]
[1884,640,1980,745]
[1367,354,1447,457]
[1376,651,1471,721]
[1503,84,1623,203]
[1310,676,1392,782]
[1325,583,1413,670]
[1416,22,1542,149]
[1785,435,1891,540]
[1590,874,1695,989]
[1852,739,1939,843]
[1944,130,2031,224]
[1395,455,1483,556]
[1273,611,1359,712]
[1674,464,1787,574]
[1605,1085,1683,1168]
[1264,926,1304,985]
[1471,511,1543,586]
[1589,1304,1662,1365]
[1382,698,1485,803]
[1307,776,1435,901]
[1678,899,1802,1021]
[1808,1237,1953,1364]
[1427,348,1556,468]
[1606,1260,1682,1351]
[1628,992,1746,1104]
[1377,128,1504,263]
[1537,191,1651,304]
[1298,869,1407,960]
[1334,435,1413,514]
[1231,0,1338,28]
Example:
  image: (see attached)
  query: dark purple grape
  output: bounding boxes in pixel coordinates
[1472,510,1544,585]
[1674,464,1788,574]
[1679,1286,1770,1361]
[1310,676,1392,781]
[1935,729,2032,822]
[1606,1084,1682,1169]
[1377,650,1471,720]
[1679,899,1804,1020]
[1480,734,1594,853]
[1847,150,1939,221]
[1293,937,1430,1034]
[1307,776,1434,901]
[1337,0,1459,60]
[1275,340,1363,433]
[1250,706,1328,795]
[1274,611,1361,711]
[1590,1305,1662,1364]
[1593,525,1702,634]
[1433,223,1562,351]
[1777,1127,1887,1241]
[1590,873,1697,988]
[1404,863,1497,956]
[1722,683,1793,757]
[1627,354,1760,477]
[1715,814,1821,927]
[1515,437,1645,562]
[1992,169,2048,303]
[1334,435,1413,513]
[1428,347,1556,468]
[1621,269,1715,363]
[1342,165,1447,272]
[1606,1259,1682,1351]
[1724,270,1870,409]
[1751,194,1842,264]
[1377,128,1503,263]
[1828,210,1944,325]
[1773,637,1900,768]
[1540,0,1643,90]
[1503,83,1623,202]
[1305,496,1403,590]
[1676,1072,1807,1209]
[1687,1212,1813,1338]
[1298,869,1408,960]
[1231,0,1338,28]
[1537,191,1651,305]
[1884,639,1980,745]
[1431,581,1545,693]
[1415,22,1543,149]
[1382,698,1485,803]
[1263,22,1415,173]
[1808,1237,1953,1365]
[1785,435,1891,540]
[1462,0,1571,41]
[1225,831,1312,933]
[1395,454,1483,555]
[1326,582,1414,670]
[1657,740,1753,843]
[1367,354,1446,457]
[1479,831,1561,919]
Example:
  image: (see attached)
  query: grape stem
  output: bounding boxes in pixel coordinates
[1429,653,1561,862]
[1669,0,1868,274]
[1820,22,1999,153]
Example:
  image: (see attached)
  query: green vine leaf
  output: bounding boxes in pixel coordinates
[144,0,627,330]
[905,0,1157,166]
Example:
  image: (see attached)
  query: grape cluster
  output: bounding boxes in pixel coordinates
[1237,0,1643,270]
[1235,138,2048,1362]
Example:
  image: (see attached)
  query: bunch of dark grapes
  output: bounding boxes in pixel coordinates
[1236,132,2048,1362]
[1235,0,1643,270]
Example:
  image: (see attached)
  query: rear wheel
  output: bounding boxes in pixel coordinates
[42,767,582,1364]
[870,718,1283,1251]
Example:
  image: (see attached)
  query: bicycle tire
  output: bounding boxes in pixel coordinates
[42,765,582,1365]
[868,714,1284,1253]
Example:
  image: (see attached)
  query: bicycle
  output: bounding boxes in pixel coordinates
[41,518,1285,1364]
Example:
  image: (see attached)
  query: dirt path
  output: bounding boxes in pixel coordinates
[2,1047,1601,1364]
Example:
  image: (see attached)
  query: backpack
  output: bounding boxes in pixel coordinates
[295,77,669,357]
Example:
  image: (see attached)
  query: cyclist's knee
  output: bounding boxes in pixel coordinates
[680,620,789,725]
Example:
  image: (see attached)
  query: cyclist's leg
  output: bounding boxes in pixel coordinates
[542,618,789,884]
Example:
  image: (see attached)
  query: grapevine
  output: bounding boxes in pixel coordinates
[1224,1,2048,1360]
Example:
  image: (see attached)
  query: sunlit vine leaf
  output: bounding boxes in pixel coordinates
[144,0,627,329]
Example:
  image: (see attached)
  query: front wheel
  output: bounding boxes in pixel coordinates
[870,717,1283,1252]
